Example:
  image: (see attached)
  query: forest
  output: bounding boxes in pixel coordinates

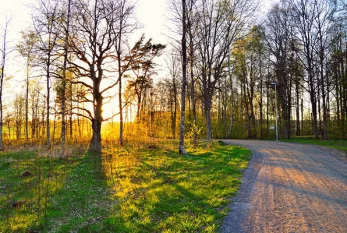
[0,0,346,153]
[0,0,346,232]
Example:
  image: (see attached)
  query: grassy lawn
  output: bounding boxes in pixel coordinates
[281,137,347,153]
[0,141,251,232]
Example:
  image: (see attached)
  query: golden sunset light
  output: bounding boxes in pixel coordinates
[0,0,346,232]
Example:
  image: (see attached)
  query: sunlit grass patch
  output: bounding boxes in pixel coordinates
[0,142,251,232]
[103,143,251,232]
[0,150,82,232]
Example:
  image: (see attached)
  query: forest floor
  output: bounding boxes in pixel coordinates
[0,140,251,232]
[220,140,347,233]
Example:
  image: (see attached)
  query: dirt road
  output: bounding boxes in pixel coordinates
[220,140,347,233]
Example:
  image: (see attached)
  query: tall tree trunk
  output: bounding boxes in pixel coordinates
[172,78,177,139]
[46,65,50,147]
[25,60,29,142]
[320,60,328,140]
[61,0,71,156]
[296,80,300,136]
[318,81,322,137]
[117,12,124,146]
[301,98,304,132]
[118,54,123,146]
[0,20,9,150]
[260,78,263,140]
[205,97,212,143]
[308,60,319,139]
[89,79,103,153]
[310,91,319,139]
[179,0,187,154]
[228,55,233,139]
[89,0,102,153]
[189,32,197,148]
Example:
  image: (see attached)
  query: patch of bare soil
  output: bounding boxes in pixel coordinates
[220,140,347,233]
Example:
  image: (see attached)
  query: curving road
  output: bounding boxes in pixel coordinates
[220,140,347,233]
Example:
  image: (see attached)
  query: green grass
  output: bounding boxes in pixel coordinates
[281,137,347,153]
[0,142,251,232]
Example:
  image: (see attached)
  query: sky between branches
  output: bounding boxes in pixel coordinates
[0,0,278,120]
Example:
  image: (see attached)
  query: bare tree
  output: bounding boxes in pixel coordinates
[17,30,38,142]
[68,0,136,152]
[165,51,180,139]
[113,0,137,146]
[33,0,60,147]
[314,0,335,140]
[331,0,347,139]
[265,4,294,139]
[187,0,198,147]
[194,0,257,145]
[179,0,188,154]
[0,17,11,150]
[285,0,322,139]
[14,94,25,139]
[60,0,72,156]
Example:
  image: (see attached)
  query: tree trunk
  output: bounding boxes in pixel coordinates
[228,55,233,139]
[310,91,319,139]
[205,97,212,144]
[295,80,300,136]
[320,60,328,140]
[25,63,29,142]
[61,0,71,156]
[118,55,124,146]
[89,83,103,153]
[179,0,187,154]
[46,62,51,147]
[117,14,124,146]
[90,119,102,153]
[172,78,177,139]
[260,78,263,140]
[189,32,197,148]
[308,57,319,139]
[0,20,9,150]
[301,98,304,132]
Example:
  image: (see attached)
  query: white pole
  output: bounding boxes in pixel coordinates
[271,82,278,142]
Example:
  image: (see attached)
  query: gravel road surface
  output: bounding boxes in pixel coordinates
[220,140,347,233]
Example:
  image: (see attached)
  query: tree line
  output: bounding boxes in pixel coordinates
[0,0,346,155]
[167,0,347,153]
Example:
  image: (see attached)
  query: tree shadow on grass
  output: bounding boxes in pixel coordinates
[4,144,251,232]
[19,151,115,233]
[102,145,250,232]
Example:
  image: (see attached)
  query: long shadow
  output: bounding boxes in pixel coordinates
[8,143,250,232]
[22,150,113,233]
[102,153,214,232]
[134,156,223,230]
[101,145,249,232]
